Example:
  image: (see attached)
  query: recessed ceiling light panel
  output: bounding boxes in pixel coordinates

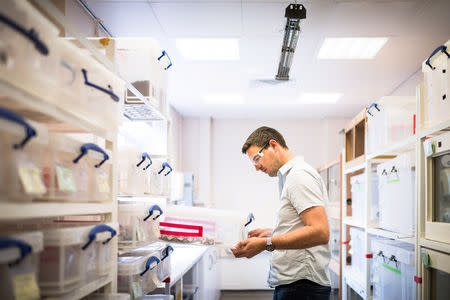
[317,37,388,59]
[299,93,343,103]
[176,38,240,61]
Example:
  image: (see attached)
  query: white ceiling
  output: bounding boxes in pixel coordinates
[84,0,450,119]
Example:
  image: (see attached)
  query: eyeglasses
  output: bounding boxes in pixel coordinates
[250,141,270,166]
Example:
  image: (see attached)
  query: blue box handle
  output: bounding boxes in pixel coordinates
[366,103,380,117]
[137,152,152,170]
[157,50,173,70]
[426,45,449,70]
[244,213,255,227]
[144,204,163,221]
[82,224,117,250]
[162,245,174,261]
[140,256,160,276]
[0,107,36,149]
[73,143,110,168]
[158,162,173,176]
[0,237,32,266]
[0,12,49,56]
[82,69,119,102]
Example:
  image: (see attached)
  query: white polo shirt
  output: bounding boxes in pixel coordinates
[267,156,331,288]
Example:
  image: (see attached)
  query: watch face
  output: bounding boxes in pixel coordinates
[266,244,275,252]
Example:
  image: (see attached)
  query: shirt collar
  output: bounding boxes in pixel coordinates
[277,156,303,177]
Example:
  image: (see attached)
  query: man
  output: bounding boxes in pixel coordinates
[231,126,331,300]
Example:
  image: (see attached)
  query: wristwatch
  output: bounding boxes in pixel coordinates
[265,237,275,252]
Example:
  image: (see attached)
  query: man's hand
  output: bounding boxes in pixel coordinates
[248,228,272,238]
[231,237,266,258]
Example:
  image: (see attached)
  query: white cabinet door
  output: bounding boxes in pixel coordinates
[198,247,220,300]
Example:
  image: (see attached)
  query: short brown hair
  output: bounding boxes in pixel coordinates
[241,126,288,154]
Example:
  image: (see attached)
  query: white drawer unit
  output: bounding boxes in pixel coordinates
[0,107,50,202]
[421,41,450,129]
[117,254,161,300]
[0,231,43,300]
[366,96,416,155]
[372,239,415,300]
[377,152,416,235]
[423,131,450,244]
[118,201,162,250]
[420,248,450,300]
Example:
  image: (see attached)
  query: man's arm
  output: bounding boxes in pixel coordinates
[272,205,329,249]
[231,206,329,258]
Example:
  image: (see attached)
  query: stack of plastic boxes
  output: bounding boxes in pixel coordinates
[372,239,415,300]
[377,152,415,235]
[0,231,43,300]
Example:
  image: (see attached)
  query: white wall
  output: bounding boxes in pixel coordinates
[173,117,349,228]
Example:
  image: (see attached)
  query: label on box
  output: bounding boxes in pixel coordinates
[97,173,110,193]
[18,165,46,195]
[12,272,40,300]
[56,166,77,192]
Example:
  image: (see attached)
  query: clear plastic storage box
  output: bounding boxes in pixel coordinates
[372,239,415,300]
[39,223,117,296]
[118,202,162,250]
[0,0,60,104]
[421,40,450,129]
[146,160,172,196]
[79,54,124,131]
[0,108,50,202]
[122,242,173,281]
[350,173,379,226]
[377,152,415,235]
[118,147,150,196]
[48,134,112,203]
[366,96,416,155]
[0,231,44,300]
[118,255,161,300]
[349,227,365,279]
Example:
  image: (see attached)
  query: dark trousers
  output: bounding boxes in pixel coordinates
[273,279,331,300]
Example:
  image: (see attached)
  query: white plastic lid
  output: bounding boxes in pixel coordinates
[118,256,147,275]
[118,254,160,276]
[0,231,44,264]
[122,242,166,258]
[43,223,118,246]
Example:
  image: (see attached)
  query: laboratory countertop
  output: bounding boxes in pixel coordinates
[164,244,209,287]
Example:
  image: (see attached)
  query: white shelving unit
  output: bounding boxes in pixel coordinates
[0,0,171,298]
[341,75,450,299]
